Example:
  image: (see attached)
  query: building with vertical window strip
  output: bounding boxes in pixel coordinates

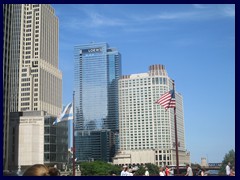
[3,4,22,170]
[113,65,190,167]
[74,42,121,162]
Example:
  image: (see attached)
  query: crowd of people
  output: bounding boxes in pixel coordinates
[5,161,235,176]
[120,164,211,176]
[120,165,175,176]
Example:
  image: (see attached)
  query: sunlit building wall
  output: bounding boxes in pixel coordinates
[116,65,190,167]
[4,4,65,171]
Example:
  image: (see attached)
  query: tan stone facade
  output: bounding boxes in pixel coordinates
[18,4,62,116]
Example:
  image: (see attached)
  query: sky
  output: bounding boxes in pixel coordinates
[51,4,235,164]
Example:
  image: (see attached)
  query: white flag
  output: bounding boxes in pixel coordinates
[53,103,73,125]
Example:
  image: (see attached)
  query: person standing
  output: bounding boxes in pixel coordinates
[200,168,206,176]
[165,166,170,176]
[159,167,165,176]
[145,167,149,176]
[185,164,193,176]
[226,162,231,176]
[230,167,235,176]
[127,169,133,176]
[120,165,128,176]
[195,167,202,176]
[169,168,174,176]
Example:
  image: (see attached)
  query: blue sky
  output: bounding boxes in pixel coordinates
[51,4,235,164]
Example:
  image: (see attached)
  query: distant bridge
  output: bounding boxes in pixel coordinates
[201,163,222,170]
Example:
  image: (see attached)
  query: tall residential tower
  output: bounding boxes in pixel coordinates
[74,42,121,162]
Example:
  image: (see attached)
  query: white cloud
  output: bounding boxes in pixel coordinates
[86,11,125,27]
[193,4,208,9]
[60,12,126,31]
[130,11,201,22]
[222,5,235,17]
[58,4,235,36]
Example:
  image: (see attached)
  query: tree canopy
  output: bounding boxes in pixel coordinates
[218,149,235,175]
[79,161,121,176]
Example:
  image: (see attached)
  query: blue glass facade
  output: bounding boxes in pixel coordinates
[74,42,121,162]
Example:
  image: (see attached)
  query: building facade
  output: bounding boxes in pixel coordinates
[3,4,22,170]
[8,111,68,171]
[74,42,121,162]
[18,4,62,115]
[3,4,65,170]
[114,64,190,167]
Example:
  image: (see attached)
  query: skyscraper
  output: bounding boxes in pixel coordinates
[18,4,62,115]
[3,4,65,170]
[114,65,190,166]
[3,4,23,170]
[74,42,121,162]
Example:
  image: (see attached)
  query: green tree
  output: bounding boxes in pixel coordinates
[145,163,159,175]
[134,165,145,176]
[134,163,159,176]
[218,149,235,175]
[79,161,121,176]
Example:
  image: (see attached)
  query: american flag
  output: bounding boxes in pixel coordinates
[155,90,176,110]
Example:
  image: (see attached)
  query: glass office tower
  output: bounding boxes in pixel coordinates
[74,42,121,162]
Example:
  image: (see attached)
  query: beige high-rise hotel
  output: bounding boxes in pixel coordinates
[113,65,190,167]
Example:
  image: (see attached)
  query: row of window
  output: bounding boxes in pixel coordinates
[21,78,30,82]
[21,97,30,101]
[20,102,38,106]
[123,146,170,150]
[21,88,30,91]
[21,82,30,86]
[120,78,167,86]
[156,155,171,161]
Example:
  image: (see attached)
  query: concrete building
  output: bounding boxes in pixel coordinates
[8,111,68,171]
[114,64,190,167]
[3,4,65,171]
[74,42,121,162]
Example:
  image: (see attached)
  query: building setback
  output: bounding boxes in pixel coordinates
[113,64,190,167]
[74,42,121,162]
[18,4,62,115]
[3,4,67,171]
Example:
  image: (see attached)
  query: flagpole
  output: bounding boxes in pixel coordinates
[172,80,179,175]
[72,91,75,176]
